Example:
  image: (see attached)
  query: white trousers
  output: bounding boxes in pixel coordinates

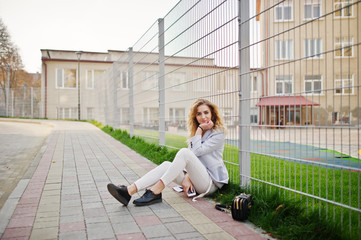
[134,148,217,195]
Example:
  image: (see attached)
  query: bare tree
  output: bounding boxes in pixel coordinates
[0,18,24,90]
[0,18,28,116]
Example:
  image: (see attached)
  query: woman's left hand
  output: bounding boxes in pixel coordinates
[182,173,194,197]
[196,120,214,135]
[199,120,214,131]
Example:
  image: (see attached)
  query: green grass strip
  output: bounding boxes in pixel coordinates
[96,123,178,165]
[209,183,346,240]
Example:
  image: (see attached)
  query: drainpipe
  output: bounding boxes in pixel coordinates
[259,71,265,126]
[265,0,269,97]
[44,62,47,118]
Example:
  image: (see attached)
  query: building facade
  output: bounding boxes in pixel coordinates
[41,49,257,129]
[258,0,360,126]
[41,50,113,120]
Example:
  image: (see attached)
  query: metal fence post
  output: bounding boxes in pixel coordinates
[11,90,14,117]
[113,62,120,127]
[128,47,134,137]
[23,85,26,117]
[158,18,165,146]
[104,71,109,125]
[238,0,251,187]
[31,87,34,118]
[6,66,10,117]
[6,88,9,117]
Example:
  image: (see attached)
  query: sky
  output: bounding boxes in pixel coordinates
[0,0,178,73]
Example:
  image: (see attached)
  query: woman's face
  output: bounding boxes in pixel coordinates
[196,104,212,125]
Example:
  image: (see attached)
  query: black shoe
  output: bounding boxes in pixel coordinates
[107,183,131,206]
[133,189,162,206]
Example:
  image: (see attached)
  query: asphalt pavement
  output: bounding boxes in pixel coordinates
[0,120,53,209]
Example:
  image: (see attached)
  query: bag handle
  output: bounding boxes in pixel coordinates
[215,204,230,212]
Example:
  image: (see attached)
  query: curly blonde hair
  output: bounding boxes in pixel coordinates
[187,99,226,138]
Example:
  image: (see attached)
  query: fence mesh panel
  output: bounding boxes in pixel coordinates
[0,87,43,118]
[93,1,360,237]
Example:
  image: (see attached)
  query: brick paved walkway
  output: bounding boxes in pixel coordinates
[0,120,267,240]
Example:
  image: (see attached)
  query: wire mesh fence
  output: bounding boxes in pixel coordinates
[90,0,360,237]
[253,1,360,238]
[0,87,43,118]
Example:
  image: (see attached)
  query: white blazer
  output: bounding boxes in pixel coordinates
[188,129,229,188]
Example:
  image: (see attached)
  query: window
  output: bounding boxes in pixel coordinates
[275,40,293,60]
[119,72,128,89]
[276,75,293,95]
[250,108,258,124]
[287,107,301,124]
[168,72,186,91]
[334,0,353,18]
[335,74,354,95]
[194,73,210,92]
[56,69,76,88]
[142,72,158,90]
[335,37,353,57]
[275,0,293,21]
[251,76,258,92]
[143,107,159,127]
[169,108,185,127]
[57,107,78,119]
[305,75,322,94]
[304,39,322,58]
[86,70,104,89]
[304,0,321,19]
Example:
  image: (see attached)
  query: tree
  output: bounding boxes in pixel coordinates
[0,18,24,90]
[0,18,41,116]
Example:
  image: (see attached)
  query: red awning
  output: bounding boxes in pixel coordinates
[256,96,320,107]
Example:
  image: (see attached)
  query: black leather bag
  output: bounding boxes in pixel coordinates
[215,193,252,221]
